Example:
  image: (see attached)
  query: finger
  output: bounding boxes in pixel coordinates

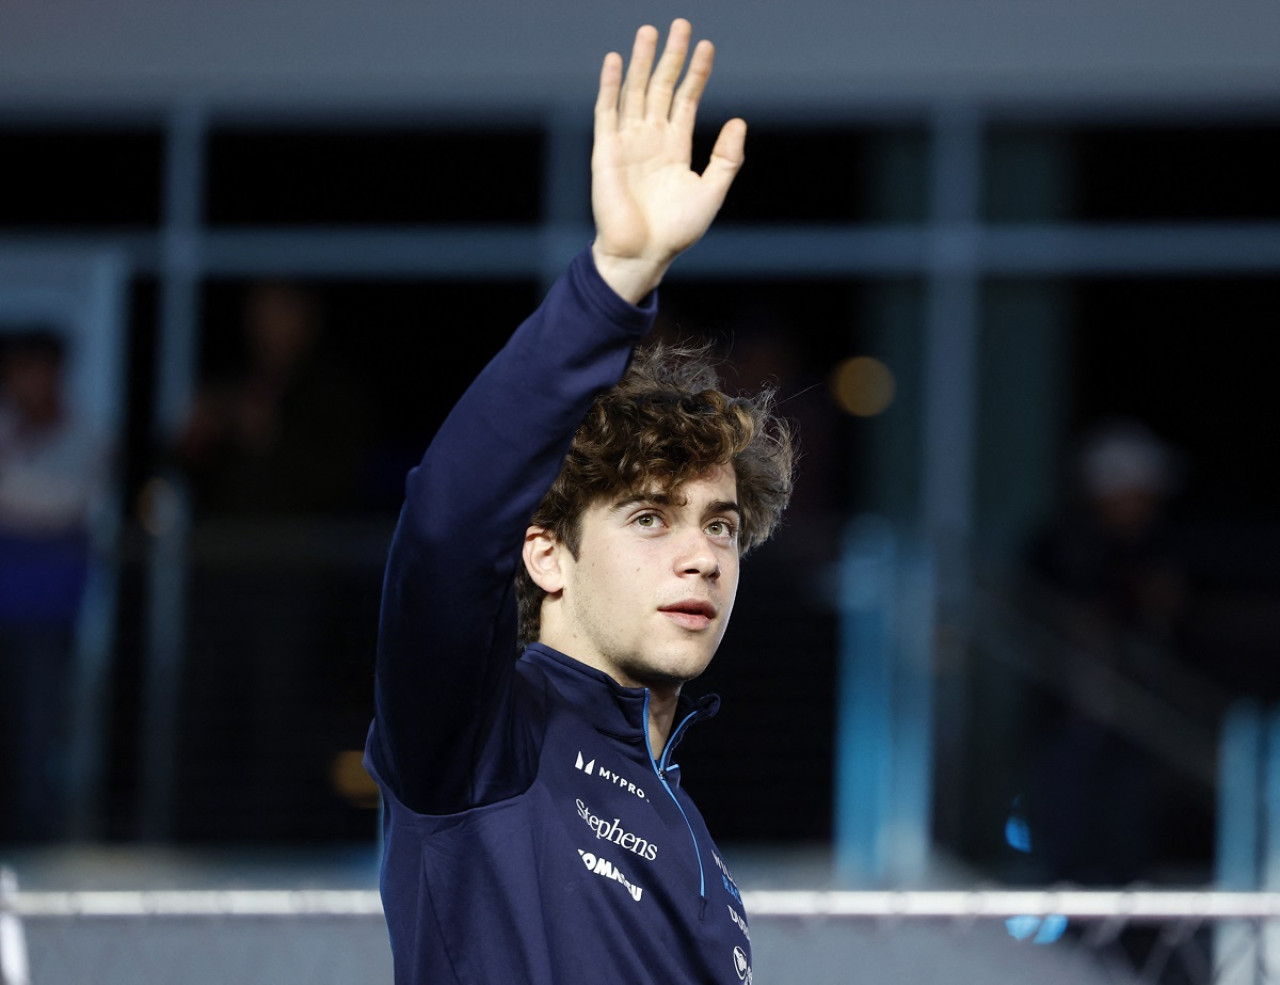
[595,51,623,134]
[645,18,692,123]
[669,38,715,134]
[699,117,747,202]
[619,24,659,123]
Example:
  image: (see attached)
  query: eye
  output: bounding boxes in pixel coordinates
[634,512,664,529]
[706,518,738,541]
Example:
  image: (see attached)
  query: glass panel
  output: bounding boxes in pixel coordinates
[206,128,543,225]
[701,126,929,225]
[0,128,164,227]
[1072,125,1280,221]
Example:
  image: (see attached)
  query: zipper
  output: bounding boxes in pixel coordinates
[643,688,707,900]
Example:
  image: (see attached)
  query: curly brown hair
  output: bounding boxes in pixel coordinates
[516,342,795,647]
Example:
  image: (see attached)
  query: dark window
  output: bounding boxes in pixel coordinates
[1071,126,1280,221]
[205,128,544,225]
[700,126,928,224]
[0,128,164,227]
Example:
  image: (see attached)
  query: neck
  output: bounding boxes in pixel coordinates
[646,684,681,763]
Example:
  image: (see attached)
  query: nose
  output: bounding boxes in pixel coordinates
[675,529,720,580]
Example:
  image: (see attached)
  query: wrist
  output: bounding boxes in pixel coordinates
[590,244,671,305]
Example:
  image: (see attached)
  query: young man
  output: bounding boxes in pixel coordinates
[365,20,794,984]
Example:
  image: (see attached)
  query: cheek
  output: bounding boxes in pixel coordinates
[722,570,741,607]
[586,552,643,594]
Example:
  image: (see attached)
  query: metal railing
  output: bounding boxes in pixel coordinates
[7,869,1280,985]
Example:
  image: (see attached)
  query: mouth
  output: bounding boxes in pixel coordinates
[658,600,716,631]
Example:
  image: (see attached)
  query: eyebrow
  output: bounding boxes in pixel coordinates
[706,500,743,520]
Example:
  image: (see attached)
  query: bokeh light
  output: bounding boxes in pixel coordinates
[831,356,896,417]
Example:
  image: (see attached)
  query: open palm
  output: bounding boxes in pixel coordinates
[590,20,745,302]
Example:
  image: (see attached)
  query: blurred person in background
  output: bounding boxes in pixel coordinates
[1027,419,1186,651]
[0,327,110,843]
[180,280,369,517]
[1019,419,1195,884]
[172,280,375,838]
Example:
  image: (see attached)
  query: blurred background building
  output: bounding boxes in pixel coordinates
[2,0,1280,895]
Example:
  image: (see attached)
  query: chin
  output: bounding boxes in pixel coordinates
[617,652,715,690]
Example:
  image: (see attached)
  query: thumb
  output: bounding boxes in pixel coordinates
[700,118,747,202]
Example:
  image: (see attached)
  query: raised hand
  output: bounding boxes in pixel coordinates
[590,19,746,303]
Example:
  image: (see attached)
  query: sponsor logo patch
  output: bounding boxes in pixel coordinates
[574,751,646,800]
[727,904,750,941]
[714,852,743,905]
[578,849,644,902]
[576,799,659,861]
[732,945,752,983]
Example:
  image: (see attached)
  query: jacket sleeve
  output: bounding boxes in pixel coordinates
[366,249,656,814]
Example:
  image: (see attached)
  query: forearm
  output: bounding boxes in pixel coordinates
[370,249,656,806]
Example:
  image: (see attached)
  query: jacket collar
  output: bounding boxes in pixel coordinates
[521,642,720,756]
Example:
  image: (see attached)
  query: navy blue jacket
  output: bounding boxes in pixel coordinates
[366,250,753,985]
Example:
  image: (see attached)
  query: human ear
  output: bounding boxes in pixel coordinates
[522,525,565,594]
